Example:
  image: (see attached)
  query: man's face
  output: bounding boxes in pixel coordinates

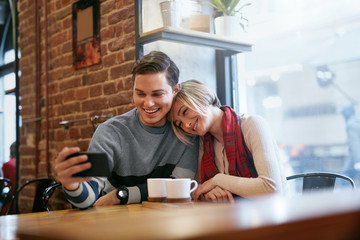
[133,72,176,127]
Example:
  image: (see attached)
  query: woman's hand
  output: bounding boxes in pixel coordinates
[203,186,235,203]
[54,147,92,191]
[192,178,235,203]
[93,189,120,207]
[192,178,216,201]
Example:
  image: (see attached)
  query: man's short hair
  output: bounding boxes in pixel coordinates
[10,142,16,159]
[131,51,179,89]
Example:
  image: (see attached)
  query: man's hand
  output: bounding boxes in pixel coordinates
[93,189,120,207]
[54,147,92,191]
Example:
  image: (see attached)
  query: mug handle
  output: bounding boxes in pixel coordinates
[189,180,198,193]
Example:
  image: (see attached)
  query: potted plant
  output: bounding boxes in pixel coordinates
[203,0,251,37]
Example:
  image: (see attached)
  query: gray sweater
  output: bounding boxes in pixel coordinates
[64,108,199,208]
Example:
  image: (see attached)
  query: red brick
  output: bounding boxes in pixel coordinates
[82,70,108,85]
[78,140,91,151]
[101,0,116,15]
[90,85,103,97]
[118,77,133,91]
[62,41,72,54]
[59,77,82,91]
[123,18,135,34]
[103,53,117,67]
[56,4,72,21]
[110,62,133,79]
[61,0,72,8]
[108,90,132,106]
[80,126,95,139]
[62,15,72,29]
[59,102,81,115]
[101,44,108,56]
[69,128,80,139]
[104,82,116,95]
[116,0,134,8]
[124,48,135,61]
[108,36,125,51]
[55,129,67,141]
[82,98,109,112]
[101,26,116,41]
[76,88,89,100]
[63,89,75,102]
[116,50,125,64]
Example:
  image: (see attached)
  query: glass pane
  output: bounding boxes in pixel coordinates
[3,94,16,163]
[4,49,14,64]
[4,72,15,91]
[143,40,217,90]
[142,0,213,33]
[240,0,360,187]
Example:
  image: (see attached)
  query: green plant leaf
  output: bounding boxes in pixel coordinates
[202,0,251,16]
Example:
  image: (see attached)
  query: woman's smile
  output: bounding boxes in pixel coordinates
[192,118,198,132]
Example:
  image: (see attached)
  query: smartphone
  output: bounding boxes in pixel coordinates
[66,152,111,177]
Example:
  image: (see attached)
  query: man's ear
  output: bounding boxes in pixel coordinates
[174,83,180,94]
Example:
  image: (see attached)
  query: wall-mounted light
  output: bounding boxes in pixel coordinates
[59,113,113,130]
[316,65,335,87]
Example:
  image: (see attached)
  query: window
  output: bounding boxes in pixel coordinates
[0,3,16,167]
[0,51,16,166]
[239,0,360,185]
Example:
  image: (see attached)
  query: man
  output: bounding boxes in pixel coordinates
[2,142,16,213]
[2,142,16,190]
[54,51,199,208]
[341,103,360,179]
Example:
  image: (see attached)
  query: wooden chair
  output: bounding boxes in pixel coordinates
[286,172,355,194]
[0,177,12,215]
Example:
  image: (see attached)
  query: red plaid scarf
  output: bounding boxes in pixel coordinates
[201,106,258,182]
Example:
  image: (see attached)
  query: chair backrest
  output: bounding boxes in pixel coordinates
[42,182,62,212]
[0,177,12,215]
[6,177,56,214]
[286,172,356,194]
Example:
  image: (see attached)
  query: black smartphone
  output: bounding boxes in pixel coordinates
[66,152,111,177]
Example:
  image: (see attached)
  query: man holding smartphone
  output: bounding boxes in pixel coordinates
[54,51,198,207]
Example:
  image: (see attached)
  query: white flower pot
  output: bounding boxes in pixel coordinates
[214,16,244,38]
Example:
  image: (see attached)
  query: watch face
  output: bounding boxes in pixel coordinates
[118,190,127,198]
[117,187,129,204]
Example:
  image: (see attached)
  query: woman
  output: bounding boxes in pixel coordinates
[169,80,287,202]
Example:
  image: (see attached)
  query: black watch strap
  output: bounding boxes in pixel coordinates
[116,186,129,205]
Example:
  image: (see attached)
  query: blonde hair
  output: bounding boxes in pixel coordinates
[169,80,221,145]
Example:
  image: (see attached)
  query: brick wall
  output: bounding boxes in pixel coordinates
[17,0,135,212]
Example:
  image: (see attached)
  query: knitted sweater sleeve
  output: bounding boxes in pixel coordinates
[209,115,287,197]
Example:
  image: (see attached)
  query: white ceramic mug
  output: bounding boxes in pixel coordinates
[147,178,171,202]
[165,178,198,202]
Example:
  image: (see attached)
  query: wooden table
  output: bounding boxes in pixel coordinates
[1,190,360,240]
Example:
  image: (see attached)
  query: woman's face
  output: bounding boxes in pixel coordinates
[133,72,176,127]
[171,100,211,136]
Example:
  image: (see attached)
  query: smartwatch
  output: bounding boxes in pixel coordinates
[116,186,129,205]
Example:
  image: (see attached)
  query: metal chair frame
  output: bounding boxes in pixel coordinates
[0,177,13,215]
[42,182,62,212]
[286,172,356,193]
[6,177,56,214]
